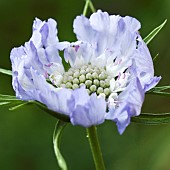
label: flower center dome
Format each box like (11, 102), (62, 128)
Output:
(59, 64), (111, 97)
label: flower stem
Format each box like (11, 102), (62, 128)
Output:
(83, 0), (96, 16)
(89, 0), (96, 13)
(86, 126), (106, 170)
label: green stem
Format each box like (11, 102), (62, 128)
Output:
(83, 0), (96, 16)
(89, 0), (96, 13)
(86, 126), (106, 170)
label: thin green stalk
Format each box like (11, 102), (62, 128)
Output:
(86, 126), (106, 170)
(88, 0), (96, 13)
(83, 0), (89, 16)
(83, 0), (96, 16)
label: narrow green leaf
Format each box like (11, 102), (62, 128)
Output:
(151, 86), (170, 92)
(53, 120), (68, 170)
(147, 85), (170, 97)
(0, 94), (19, 101)
(148, 91), (170, 97)
(153, 53), (159, 61)
(9, 102), (30, 110)
(0, 68), (12, 76)
(0, 101), (11, 106)
(0, 94), (70, 122)
(132, 113), (170, 125)
(0, 94), (28, 108)
(144, 19), (167, 45)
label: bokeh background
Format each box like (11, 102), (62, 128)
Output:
(0, 0), (170, 169)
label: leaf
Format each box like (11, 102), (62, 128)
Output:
(0, 94), (20, 101)
(0, 68), (12, 76)
(9, 102), (31, 110)
(0, 93), (69, 120)
(0, 94), (28, 109)
(144, 19), (167, 45)
(149, 91), (170, 97)
(0, 94), (37, 112)
(153, 53), (159, 61)
(131, 113), (170, 125)
(147, 85), (170, 97)
(151, 86), (170, 92)
(53, 120), (68, 170)
(0, 94), (70, 122)
(0, 101), (11, 106)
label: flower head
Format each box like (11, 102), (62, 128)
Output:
(10, 10), (161, 134)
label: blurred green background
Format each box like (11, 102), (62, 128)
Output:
(0, 0), (170, 169)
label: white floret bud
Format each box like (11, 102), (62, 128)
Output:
(85, 80), (92, 87)
(86, 73), (92, 80)
(99, 68), (105, 72)
(73, 78), (79, 84)
(67, 70), (73, 76)
(65, 82), (72, 88)
(73, 71), (80, 78)
(97, 87), (104, 94)
(80, 69), (86, 75)
(72, 84), (79, 89)
(79, 75), (86, 83)
(94, 67), (100, 74)
(92, 72), (98, 79)
(67, 76), (73, 82)
(79, 83), (85, 87)
(105, 79), (110, 87)
(104, 88), (111, 96)
(86, 67), (93, 73)
(93, 79), (100, 86)
(99, 73), (107, 80)
(62, 77), (67, 84)
(90, 85), (97, 92)
(100, 80), (105, 88)
(86, 89), (91, 95)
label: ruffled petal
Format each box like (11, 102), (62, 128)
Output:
(73, 15), (96, 43)
(29, 18), (64, 74)
(31, 18), (58, 48)
(26, 68), (72, 116)
(10, 46), (35, 100)
(69, 87), (107, 127)
(10, 18), (66, 100)
(144, 76), (161, 92)
(106, 77), (144, 134)
(64, 41), (94, 68)
(74, 10), (140, 57)
(133, 35), (160, 89)
(123, 16), (141, 32)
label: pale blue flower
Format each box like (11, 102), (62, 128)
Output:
(10, 10), (161, 134)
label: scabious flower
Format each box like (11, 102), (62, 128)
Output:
(10, 10), (161, 134)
